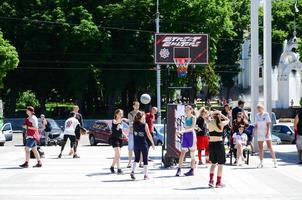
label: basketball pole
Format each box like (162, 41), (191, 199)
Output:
(156, 0), (161, 124)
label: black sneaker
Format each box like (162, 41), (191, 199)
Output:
(58, 154), (62, 159)
(175, 168), (181, 176)
(19, 162), (29, 168)
(110, 166), (115, 174)
(33, 162), (42, 168)
(117, 169), (123, 175)
(73, 154), (80, 159)
(184, 168), (194, 176)
(130, 172), (136, 180)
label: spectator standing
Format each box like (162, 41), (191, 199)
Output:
(127, 101), (140, 168)
(254, 104), (277, 168)
(294, 110), (302, 164)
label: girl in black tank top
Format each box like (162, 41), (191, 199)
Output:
(130, 111), (155, 181)
(110, 109), (126, 175)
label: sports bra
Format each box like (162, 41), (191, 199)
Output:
(185, 117), (193, 127)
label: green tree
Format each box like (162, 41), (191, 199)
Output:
(0, 31), (19, 88)
(16, 90), (40, 109)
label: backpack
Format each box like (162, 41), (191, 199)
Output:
(44, 120), (52, 132)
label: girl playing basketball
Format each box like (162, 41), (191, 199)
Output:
(175, 105), (197, 176)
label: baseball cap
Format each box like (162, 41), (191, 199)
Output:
(27, 106), (35, 114)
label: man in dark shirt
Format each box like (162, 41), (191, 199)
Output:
(232, 100), (246, 121)
(294, 110), (302, 164)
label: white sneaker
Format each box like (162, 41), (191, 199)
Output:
(273, 160), (278, 168)
(257, 163), (264, 168)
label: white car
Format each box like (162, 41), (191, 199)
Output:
(0, 123), (13, 146)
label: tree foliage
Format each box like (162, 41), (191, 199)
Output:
(0, 31), (19, 88)
(16, 90), (40, 109)
(0, 0), (300, 117)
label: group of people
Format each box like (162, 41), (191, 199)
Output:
(19, 105), (84, 168)
(109, 101), (157, 180)
(174, 100), (278, 188)
(19, 99), (282, 187)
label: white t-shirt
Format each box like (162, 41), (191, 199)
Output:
(232, 132), (248, 144)
(255, 112), (271, 135)
(64, 117), (80, 136)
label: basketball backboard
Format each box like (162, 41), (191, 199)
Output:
(154, 33), (208, 65)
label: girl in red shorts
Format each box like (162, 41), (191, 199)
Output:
(196, 108), (209, 165)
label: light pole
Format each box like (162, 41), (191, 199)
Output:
(251, 0), (259, 122)
(156, 0), (161, 123)
(263, 0), (272, 116)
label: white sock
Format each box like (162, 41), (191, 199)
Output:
(144, 165), (148, 176)
(132, 162), (137, 173)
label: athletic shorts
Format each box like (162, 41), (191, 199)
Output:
(257, 132), (272, 142)
(26, 138), (37, 148)
(296, 135), (302, 151)
(181, 131), (196, 151)
(209, 141), (226, 165)
(128, 133), (134, 151)
(197, 135), (209, 150)
(111, 138), (123, 148)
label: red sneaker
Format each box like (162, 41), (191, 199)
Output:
(216, 182), (225, 188)
(208, 180), (214, 188)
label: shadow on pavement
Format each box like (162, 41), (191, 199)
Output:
(174, 186), (211, 190)
(0, 167), (23, 170)
(102, 179), (136, 183)
(263, 150), (300, 166)
(86, 172), (112, 177)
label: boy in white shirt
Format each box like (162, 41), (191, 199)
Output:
(232, 125), (248, 166)
(58, 112), (80, 159)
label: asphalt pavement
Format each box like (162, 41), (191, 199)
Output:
(0, 133), (302, 200)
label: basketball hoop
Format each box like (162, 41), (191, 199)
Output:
(174, 58), (191, 78)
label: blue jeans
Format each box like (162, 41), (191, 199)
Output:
(26, 138), (37, 148)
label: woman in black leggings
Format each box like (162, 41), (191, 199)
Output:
(130, 111), (155, 180)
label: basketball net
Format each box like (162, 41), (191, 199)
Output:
(173, 58), (191, 78)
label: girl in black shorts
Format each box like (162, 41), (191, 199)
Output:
(130, 111), (155, 180)
(110, 109), (126, 174)
(204, 110), (230, 188)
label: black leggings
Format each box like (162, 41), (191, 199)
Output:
(134, 147), (149, 165)
(61, 135), (76, 152)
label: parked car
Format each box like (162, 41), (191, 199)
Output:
(23, 118), (63, 146)
(271, 134), (282, 145)
(88, 120), (128, 146)
(153, 124), (164, 146)
(0, 123), (13, 146)
(272, 123), (295, 144)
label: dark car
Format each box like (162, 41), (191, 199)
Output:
(88, 120), (128, 146)
(272, 123), (295, 144)
(23, 118), (63, 146)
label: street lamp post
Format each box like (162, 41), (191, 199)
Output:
(156, 0), (161, 123)
(263, 0), (272, 116)
(251, 0), (259, 122)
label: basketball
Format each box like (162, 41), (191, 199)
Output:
(140, 93), (151, 104)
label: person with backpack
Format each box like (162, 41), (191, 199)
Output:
(294, 110), (302, 164)
(19, 106), (42, 168)
(58, 111), (80, 159)
(41, 114), (52, 146)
